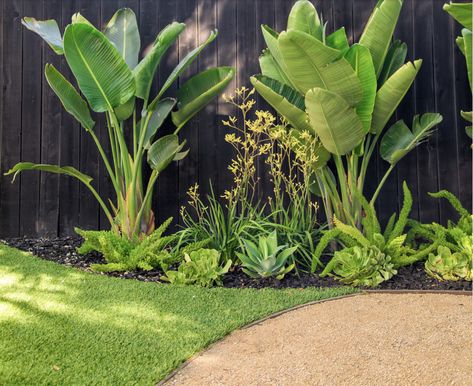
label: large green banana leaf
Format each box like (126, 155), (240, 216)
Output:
(326, 27), (350, 54)
(71, 12), (93, 26)
(261, 25), (293, 87)
(279, 30), (363, 106)
(259, 49), (292, 85)
(306, 88), (364, 155)
(5, 163), (93, 186)
(359, 0), (403, 77)
(139, 98), (176, 149)
(63, 23), (135, 112)
(44, 63), (95, 131)
(344, 44), (376, 133)
(21, 17), (63, 54)
(250, 75), (311, 132)
(104, 8), (140, 69)
(443, 2), (472, 30)
(286, 0), (323, 41)
(172, 67), (235, 130)
(152, 30), (218, 105)
(378, 40), (408, 86)
(147, 135), (185, 172)
(133, 22), (185, 102)
(380, 113), (443, 164)
(371, 60), (422, 134)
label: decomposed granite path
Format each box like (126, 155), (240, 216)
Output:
(165, 293), (472, 386)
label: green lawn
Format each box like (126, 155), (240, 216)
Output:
(0, 244), (357, 385)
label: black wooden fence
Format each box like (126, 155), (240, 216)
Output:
(0, 0), (471, 237)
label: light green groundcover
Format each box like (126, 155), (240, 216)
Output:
(0, 244), (357, 385)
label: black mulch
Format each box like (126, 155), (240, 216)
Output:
(2, 236), (472, 291)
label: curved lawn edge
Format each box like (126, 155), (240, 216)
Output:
(0, 243), (357, 385)
(160, 288), (471, 385)
(158, 291), (361, 386)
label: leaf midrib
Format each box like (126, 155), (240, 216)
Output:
(71, 26), (113, 111)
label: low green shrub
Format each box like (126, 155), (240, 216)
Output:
(76, 218), (209, 272)
(236, 230), (296, 280)
(161, 249), (231, 287)
(425, 245), (472, 282)
(408, 190), (472, 281)
(314, 182), (433, 286)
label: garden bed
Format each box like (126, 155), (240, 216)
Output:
(4, 236), (471, 292)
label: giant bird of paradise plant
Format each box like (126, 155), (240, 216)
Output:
(444, 2), (473, 139)
(251, 0), (442, 229)
(6, 9), (234, 240)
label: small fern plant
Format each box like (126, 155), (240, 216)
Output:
(76, 217), (209, 272)
(407, 190), (472, 281)
(408, 190), (472, 254)
(312, 182), (435, 285)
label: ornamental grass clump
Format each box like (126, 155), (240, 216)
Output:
(251, 0), (442, 229)
(9, 9), (234, 241)
(179, 87), (322, 270)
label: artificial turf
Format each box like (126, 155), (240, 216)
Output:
(0, 244), (357, 385)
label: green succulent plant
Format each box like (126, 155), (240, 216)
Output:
(425, 245), (472, 282)
(321, 245), (397, 287)
(161, 249), (231, 287)
(236, 230), (297, 280)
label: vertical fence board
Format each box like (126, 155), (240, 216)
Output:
(216, 0), (237, 200)
(0, 0), (22, 237)
(197, 0), (218, 199)
(156, 0), (179, 228)
(20, 0), (42, 236)
(58, 0), (81, 235)
(0, 0), (471, 237)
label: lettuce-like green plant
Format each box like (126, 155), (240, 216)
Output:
(161, 249), (231, 287)
(76, 217), (209, 272)
(251, 0), (442, 228)
(321, 245), (397, 287)
(313, 182), (435, 273)
(8, 9), (234, 240)
(444, 2), (472, 138)
(425, 245), (472, 281)
(236, 231), (296, 279)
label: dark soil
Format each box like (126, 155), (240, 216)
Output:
(2, 236), (472, 291)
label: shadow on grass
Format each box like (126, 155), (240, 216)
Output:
(0, 245), (356, 385)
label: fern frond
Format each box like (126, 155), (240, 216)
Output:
(388, 182), (412, 243)
(334, 216), (370, 248)
(90, 263), (129, 272)
(429, 190), (469, 218)
(353, 187), (381, 238)
(311, 228), (341, 272)
(383, 213), (397, 240)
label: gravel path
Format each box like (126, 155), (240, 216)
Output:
(165, 293), (472, 386)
